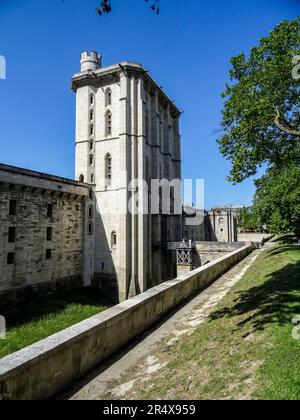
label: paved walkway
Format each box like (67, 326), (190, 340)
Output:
(60, 245), (272, 400)
(238, 233), (272, 243)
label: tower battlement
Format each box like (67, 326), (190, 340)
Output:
(80, 51), (102, 72)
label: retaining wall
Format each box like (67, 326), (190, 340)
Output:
(193, 241), (245, 266)
(0, 243), (254, 400)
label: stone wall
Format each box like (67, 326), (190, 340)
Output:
(182, 207), (238, 245)
(0, 243), (254, 400)
(206, 209), (238, 243)
(0, 164), (89, 301)
(193, 241), (244, 267)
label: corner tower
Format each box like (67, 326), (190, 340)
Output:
(80, 51), (102, 72)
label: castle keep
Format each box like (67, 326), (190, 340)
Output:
(0, 52), (237, 304)
(73, 52), (182, 301)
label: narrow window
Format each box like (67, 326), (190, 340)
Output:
(47, 227), (53, 241)
(7, 252), (15, 265)
(159, 186), (162, 213)
(90, 94), (94, 105)
(47, 204), (53, 218)
(145, 115), (149, 139)
(90, 110), (94, 121)
(106, 111), (112, 136)
(89, 189), (93, 200)
(79, 174), (84, 182)
(88, 206), (93, 218)
(8, 227), (16, 243)
(159, 124), (162, 147)
(90, 124), (94, 136)
(88, 222), (93, 235)
(46, 249), (52, 260)
(105, 154), (112, 186)
(165, 126), (171, 153)
(90, 174), (94, 183)
(105, 88), (112, 107)
(111, 231), (117, 249)
(89, 154), (93, 166)
(9, 200), (16, 216)
(170, 187), (174, 215)
(89, 141), (93, 151)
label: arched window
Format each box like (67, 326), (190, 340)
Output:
(105, 154), (112, 187)
(90, 110), (94, 121)
(111, 231), (117, 249)
(106, 111), (112, 137)
(90, 124), (94, 136)
(105, 88), (112, 107)
(88, 206), (93, 219)
(79, 174), (84, 182)
(89, 94), (94, 105)
(90, 174), (94, 183)
(89, 141), (93, 151)
(89, 154), (93, 166)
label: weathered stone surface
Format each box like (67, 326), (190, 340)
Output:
(0, 164), (88, 297)
(193, 241), (244, 266)
(73, 58), (183, 302)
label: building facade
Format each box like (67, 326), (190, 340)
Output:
(206, 208), (238, 243)
(72, 52), (182, 302)
(0, 164), (91, 302)
(182, 205), (238, 243)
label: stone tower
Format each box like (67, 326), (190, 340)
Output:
(72, 52), (182, 302)
(207, 207), (238, 242)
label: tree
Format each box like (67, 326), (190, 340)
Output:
(96, 0), (160, 15)
(218, 18), (300, 183)
(237, 206), (260, 231)
(252, 165), (300, 237)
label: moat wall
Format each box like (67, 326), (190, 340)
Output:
(193, 241), (245, 266)
(0, 243), (254, 400)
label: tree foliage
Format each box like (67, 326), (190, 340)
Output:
(237, 206), (259, 230)
(96, 0), (160, 15)
(252, 165), (300, 236)
(218, 18), (300, 183)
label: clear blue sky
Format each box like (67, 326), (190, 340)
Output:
(0, 0), (299, 208)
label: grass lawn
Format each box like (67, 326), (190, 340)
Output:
(0, 288), (114, 359)
(133, 236), (300, 400)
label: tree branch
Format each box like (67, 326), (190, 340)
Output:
(274, 108), (300, 137)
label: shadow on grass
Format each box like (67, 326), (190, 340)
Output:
(266, 245), (300, 258)
(1, 288), (115, 329)
(209, 249), (300, 334)
(273, 233), (297, 245)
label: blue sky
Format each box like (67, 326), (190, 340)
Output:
(0, 0), (299, 208)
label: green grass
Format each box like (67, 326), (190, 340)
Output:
(0, 289), (113, 359)
(132, 237), (300, 400)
